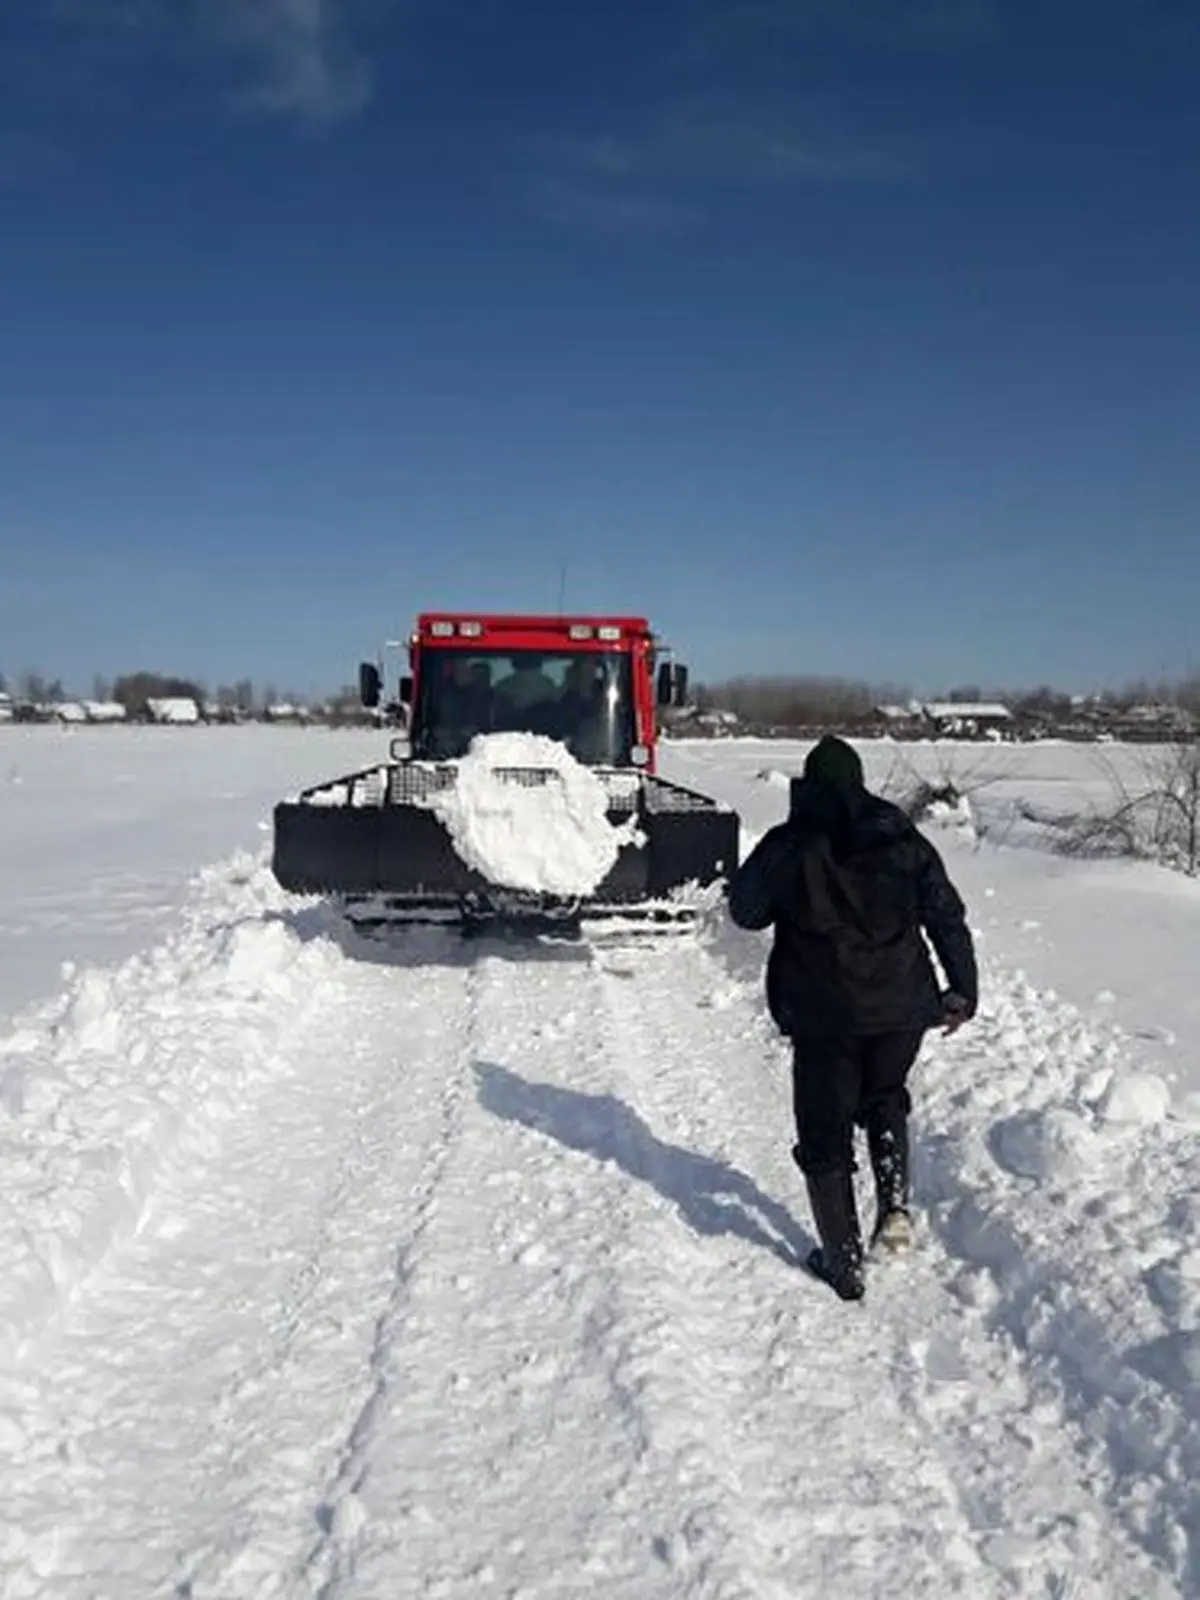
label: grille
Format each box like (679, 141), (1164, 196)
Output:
(388, 764), (457, 805)
(643, 778), (724, 814)
(386, 761), (647, 815)
(311, 763), (724, 817)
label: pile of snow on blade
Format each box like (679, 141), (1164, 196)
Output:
(432, 732), (642, 896)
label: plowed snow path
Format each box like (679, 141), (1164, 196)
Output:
(1, 906), (1188, 1598)
(5, 932), (480, 1598)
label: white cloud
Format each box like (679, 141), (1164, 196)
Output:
(43, 0), (379, 123)
(528, 100), (918, 236)
(207, 0), (374, 123)
(530, 175), (696, 235)
(550, 101), (918, 196)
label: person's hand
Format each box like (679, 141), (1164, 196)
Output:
(941, 993), (972, 1035)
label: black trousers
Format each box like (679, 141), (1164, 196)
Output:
(791, 1031), (925, 1176)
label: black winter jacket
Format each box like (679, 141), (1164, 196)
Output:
(728, 784), (977, 1039)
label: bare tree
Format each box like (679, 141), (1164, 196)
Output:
(325, 685), (374, 727)
(1054, 742), (1200, 874)
(1011, 685), (1074, 721)
(692, 674), (900, 728)
(875, 744), (1011, 839)
(112, 672), (205, 715)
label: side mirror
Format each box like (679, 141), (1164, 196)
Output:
(359, 661), (381, 709)
(656, 661), (689, 708)
(399, 675), (414, 706)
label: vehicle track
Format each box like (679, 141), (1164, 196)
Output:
(587, 936), (995, 1598)
(315, 936), (686, 1599)
(1, 928), (477, 1600)
(5, 904), (1186, 1600)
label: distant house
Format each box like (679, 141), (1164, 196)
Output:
(923, 701), (1013, 739)
(0, 692), (11, 724)
(145, 697), (200, 725)
(54, 701), (88, 724)
(1125, 703), (1193, 730)
(83, 700), (127, 723)
(203, 701), (246, 724)
(264, 702), (306, 724)
(872, 703), (924, 733)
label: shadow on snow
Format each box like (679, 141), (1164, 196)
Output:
(474, 1060), (810, 1270)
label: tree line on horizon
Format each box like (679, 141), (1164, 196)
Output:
(689, 674), (1200, 727)
(0, 670), (364, 717)
(5, 666), (1200, 730)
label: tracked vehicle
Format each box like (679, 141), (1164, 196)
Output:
(271, 611), (739, 934)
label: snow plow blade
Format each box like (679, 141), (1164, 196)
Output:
(271, 763), (738, 932)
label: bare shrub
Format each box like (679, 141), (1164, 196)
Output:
(1058, 742), (1200, 874)
(875, 746), (1008, 835)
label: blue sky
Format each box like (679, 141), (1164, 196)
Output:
(2, 1), (1198, 699)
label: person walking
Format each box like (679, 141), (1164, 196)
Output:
(728, 736), (977, 1301)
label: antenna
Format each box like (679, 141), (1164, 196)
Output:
(557, 562), (567, 615)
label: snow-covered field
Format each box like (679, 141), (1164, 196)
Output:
(1, 727), (1198, 1598)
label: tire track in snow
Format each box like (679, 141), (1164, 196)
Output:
(307, 938), (694, 1600)
(8, 876), (1188, 1599)
(587, 936), (994, 1598)
(0, 921), (478, 1600)
(297, 941), (483, 1598)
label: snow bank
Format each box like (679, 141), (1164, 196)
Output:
(0, 853), (343, 1366)
(754, 767), (790, 788)
(432, 733), (642, 897)
(914, 967), (1200, 1584)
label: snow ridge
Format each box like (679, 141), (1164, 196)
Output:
(0, 855), (339, 1371)
(915, 969), (1200, 1591)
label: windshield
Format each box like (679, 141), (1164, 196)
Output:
(413, 648), (636, 765)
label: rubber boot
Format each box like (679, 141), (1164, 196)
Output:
(866, 1118), (912, 1254)
(797, 1156), (865, 1302)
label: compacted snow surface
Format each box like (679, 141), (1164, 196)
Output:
(0, 728), (1198, 1598)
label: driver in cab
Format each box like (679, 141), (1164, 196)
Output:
(494, 654), (557, 712)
